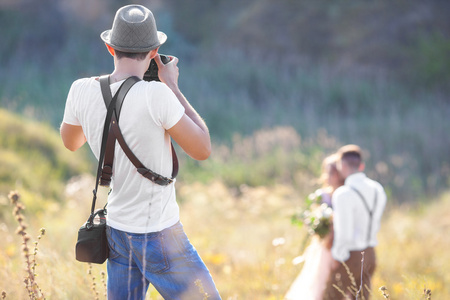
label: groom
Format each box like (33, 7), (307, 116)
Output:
(324, 145), (387, 300)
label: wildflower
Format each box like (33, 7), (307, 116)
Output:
(272, 237), (286, 247)
(8, 191), (19, 204)
(379, 286), (390, 299)
(9, 191), (45, 299)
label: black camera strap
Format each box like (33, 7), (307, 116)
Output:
(99, 77), (178, 187)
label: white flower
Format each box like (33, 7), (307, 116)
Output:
(272, 237), (286, 247)
(308, 193), (317, 201)
(322, 206), (333, 219)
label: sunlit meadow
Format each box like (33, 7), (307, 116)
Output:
(1, 151), (449, 299)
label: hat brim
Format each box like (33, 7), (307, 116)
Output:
(100, 30), (167, 53)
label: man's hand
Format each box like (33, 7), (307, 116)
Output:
(154, 54), (211, 161)
(154, 54), (179, 92)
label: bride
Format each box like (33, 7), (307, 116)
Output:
(285, 154), (344, 300)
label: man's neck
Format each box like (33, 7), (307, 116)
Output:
(111, 57), (148, 82)
(344, 171), (364, 183)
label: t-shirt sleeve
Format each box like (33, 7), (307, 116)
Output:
(62, 81), (81, 126)
(150, 83), (185, 130)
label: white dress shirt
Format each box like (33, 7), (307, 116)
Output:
(331, 172), (387, 262)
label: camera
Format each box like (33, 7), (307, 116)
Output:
(143, 54), (171, 82)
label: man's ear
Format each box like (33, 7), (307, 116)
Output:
(358, 162), (365, 172)
(149, 47), (159, 59)
(105, 44), (115, 56)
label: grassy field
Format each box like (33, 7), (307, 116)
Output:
(0, 110), (448, 299)
(1, 177), (448, 299)
(1, 2), (449, 298)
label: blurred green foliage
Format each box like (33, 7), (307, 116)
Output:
(0, 1), (449, 204)
(0, 109), (91, 213)
(412, 32), (450, 90)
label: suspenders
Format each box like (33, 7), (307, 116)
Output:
(349, 186), (378, 243)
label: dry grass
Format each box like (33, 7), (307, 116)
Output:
(1, 180), (448, 299)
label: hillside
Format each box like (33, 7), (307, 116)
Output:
(0, 109), (91, 213)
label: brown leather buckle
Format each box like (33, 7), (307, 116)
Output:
(137, 168), (173, 186)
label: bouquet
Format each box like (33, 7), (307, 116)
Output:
(292, 189), (333, 239)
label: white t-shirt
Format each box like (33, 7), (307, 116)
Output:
(331, 172), (387, 262)
(63, 77), (185, 233)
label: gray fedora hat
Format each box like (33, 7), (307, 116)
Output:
(101, 5), (167, 53)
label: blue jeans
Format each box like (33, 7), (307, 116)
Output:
(106, 222), (221, 300)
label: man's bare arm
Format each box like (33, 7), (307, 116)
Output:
(60, 122), (86, 151)
(156, 55), (211, 160)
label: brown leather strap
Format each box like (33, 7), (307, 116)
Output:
(89, 75), (118, 219)
(110, 114), (178, 185)
(99, 76), (178, 186)
(98, 76), (115, 186)
(99, 76), (140, 186)
(99, 129), (116, 186)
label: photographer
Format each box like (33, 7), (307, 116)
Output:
(60, 5), (220, 299)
